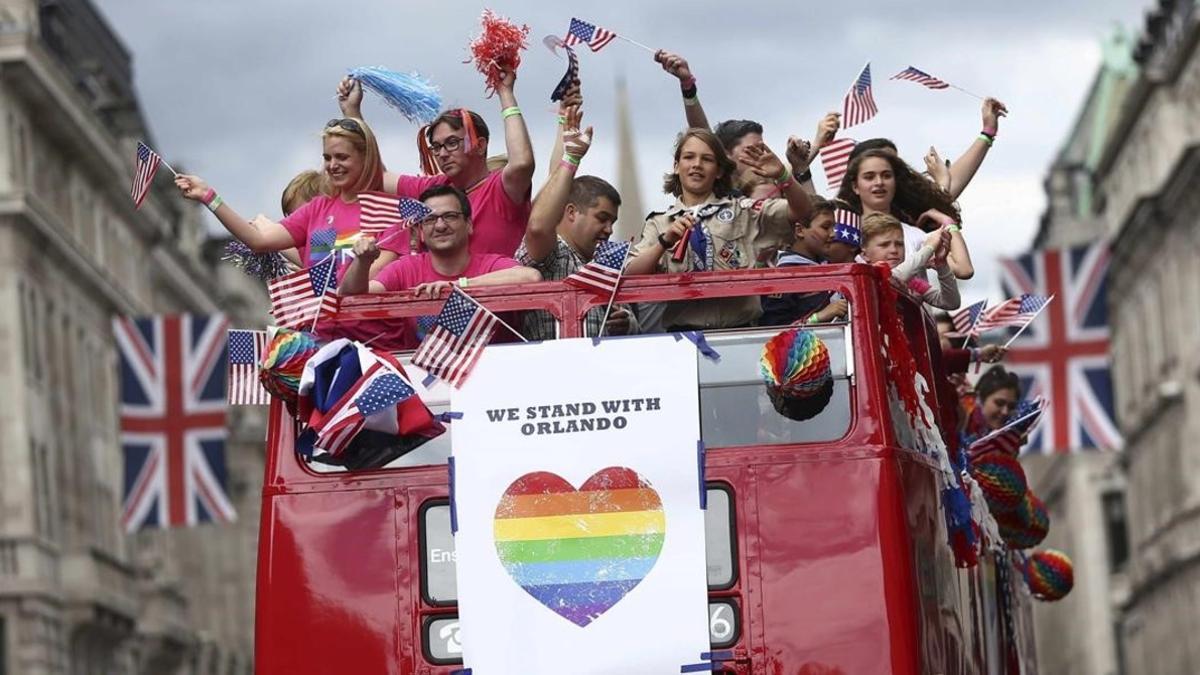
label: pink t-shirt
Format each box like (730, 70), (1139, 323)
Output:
(374, 252), (519, 292)
(394, 170), (531, 258)
(279, 195), (408, 280)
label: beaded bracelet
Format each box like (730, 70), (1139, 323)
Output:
(501, 106), (522, 119)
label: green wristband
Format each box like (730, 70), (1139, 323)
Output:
(501, 106), (522, 119)
(207, 195), (223, 213)
(978, 133), (994, 147)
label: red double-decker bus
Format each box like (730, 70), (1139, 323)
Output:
(254, 264), (1037, 674)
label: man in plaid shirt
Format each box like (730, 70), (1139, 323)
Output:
(516, 108), (637, 340)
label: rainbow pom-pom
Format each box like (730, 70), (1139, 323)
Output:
(969, 451), (1028, 514)
(996, 490), (1050, 549)
(259, 328), (324, 409)
(760, 329), (834, 421)
(349, 66), (441, 124)
(1025, 549), (1074, 601)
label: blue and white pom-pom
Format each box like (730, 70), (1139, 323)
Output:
(221, 240), (291, 281)
(348, 66), (441, 125)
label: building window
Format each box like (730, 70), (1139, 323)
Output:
(1103, 490), (1130, 573)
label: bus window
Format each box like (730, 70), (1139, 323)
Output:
(420, 501), (457, 605)
(705, 485), (737, 589)
(698, 323), (852, 447)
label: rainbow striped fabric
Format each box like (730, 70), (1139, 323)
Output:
(493, 467), (665, 627)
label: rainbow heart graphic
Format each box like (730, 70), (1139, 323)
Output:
(493, 467), (666, 627)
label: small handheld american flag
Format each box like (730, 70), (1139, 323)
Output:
(842, 63), (878, 129)
(267, 255), (340, 330)
(398, 198), (433, 226)
(131, 141), (162, 210)
(564, 240), (630, 295)
(947, 299), (988, 338)
(551, 42), (579, 103)
(226, 329), (271, 405)
(563, 18), (617, 52)
(313, 365), (416, 458)
(819, 137), (857, 193)
(357, 192), (404, 236)
(976, 294), (1051, 333)
(412, 290), (499, 388)
(890, 66), (950, 90)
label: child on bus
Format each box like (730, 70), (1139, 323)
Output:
(860, 213), (960, 310)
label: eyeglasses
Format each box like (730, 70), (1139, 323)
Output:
(428, 136), (465, 154)
(419, 211), (465, 228)
(325, 118), (365, 137)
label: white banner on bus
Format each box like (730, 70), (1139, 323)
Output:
(450, 335), (711, 674)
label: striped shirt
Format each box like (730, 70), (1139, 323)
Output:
(516, 236), (636, 340)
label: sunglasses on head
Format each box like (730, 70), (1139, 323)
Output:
(326, 118), (365, 136)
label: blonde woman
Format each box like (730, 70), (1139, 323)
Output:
(175, 117), (403, 280)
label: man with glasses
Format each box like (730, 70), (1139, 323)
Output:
(337, 69), (535, 259)
(340, 185), (540, 345)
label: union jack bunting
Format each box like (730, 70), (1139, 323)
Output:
(948, 299), (988, 337)
(996, 244), (1120, 452)
(563, 18), (617, 52)
(564, 240), (630, 295)
(357, 192), (405, 236)
(890, 66), (950, 90)
(268, 255), (340, 330)
(412, 289), (498, 388)
(130, 141), (161, 210)
(819, 137), (857, 192)
(842, 63), (878, 128)
(226, 329), (270, 406)
(114, 314), (236, 531)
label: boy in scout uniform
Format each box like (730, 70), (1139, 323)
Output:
(626, 129), (813, 330)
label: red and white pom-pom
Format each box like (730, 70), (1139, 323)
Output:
(468, 9), (530, 96)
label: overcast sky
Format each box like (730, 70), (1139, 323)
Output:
(95, 0), (1151, 303)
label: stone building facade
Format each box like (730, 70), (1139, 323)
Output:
(0, 0), (265, 672)
(1030, 1), (1200, 673)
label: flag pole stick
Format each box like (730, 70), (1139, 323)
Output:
(949, 84), (986, 102)
(454, 288), (528, 343)
(971, 405), (1045, 449)
(595, 245), (633, 338)
(1002, 295), (1054, 350)
(616, 34), (657, 54)
(158, 158), (180, 177)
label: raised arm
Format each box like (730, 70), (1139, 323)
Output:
(788, 112), (840, 194)
(494, 69), (535, 203)
(546, 81), (583, 177)
(947, 97), (1007, 199)
(339, 236), (381, 295)
(175, 175), (295, 252)
(742, 142), (811, 223)
(337, 76), (404, 192)
(919, 208), (974, 279)
(527, 107), (591, 263)
(655, 51), (710, 131)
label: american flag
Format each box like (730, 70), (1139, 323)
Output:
(997, 244), (1119, 452)
(357, 192), (405, 236)
(113, 314), (236, 531)
(948, 299), (989, 337)
(412, 290), (498, 388)
(564, 240), (629, 295)
(890, 66), (950, 90)
(398, 197), (433, 225)
(842, 63), (878, 129)
(268, 255), (340, 330)
(131, 141), (161, 210)
(551, 43), (580, 102)
(968, 427), (1023, 459)
(226, 329), (270, 405)
(312, 364), (415, 457)
(819, 137), (857, 192)
(976, 294), (1051, 333)
(563, 18), (617, 52)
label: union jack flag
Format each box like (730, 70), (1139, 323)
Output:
(130, 141), (161, 210)
(268, 255), (340, 330)
(563, 18), (617, 52)
(819, 137), (857, 192)
(357, 192), (405, 236)
(412, 289), (498, 388)
(114, 314), (236, 532)
(996, 244), (1120, 452)
(890, 66), (950, 90)
(948, 299), (988, 337)
(564, 240), (629, 295)
(842, 63), (878, 128)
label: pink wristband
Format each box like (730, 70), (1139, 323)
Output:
(559, 159), (578, 173)
(982, 126), (997, 136)
(201, 187), (216, 205)
(680, 76), (696, 89)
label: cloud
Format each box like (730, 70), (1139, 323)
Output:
(96, 0), (1152, 300)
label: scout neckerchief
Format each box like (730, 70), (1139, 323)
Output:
(669, 202), (722, 271)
